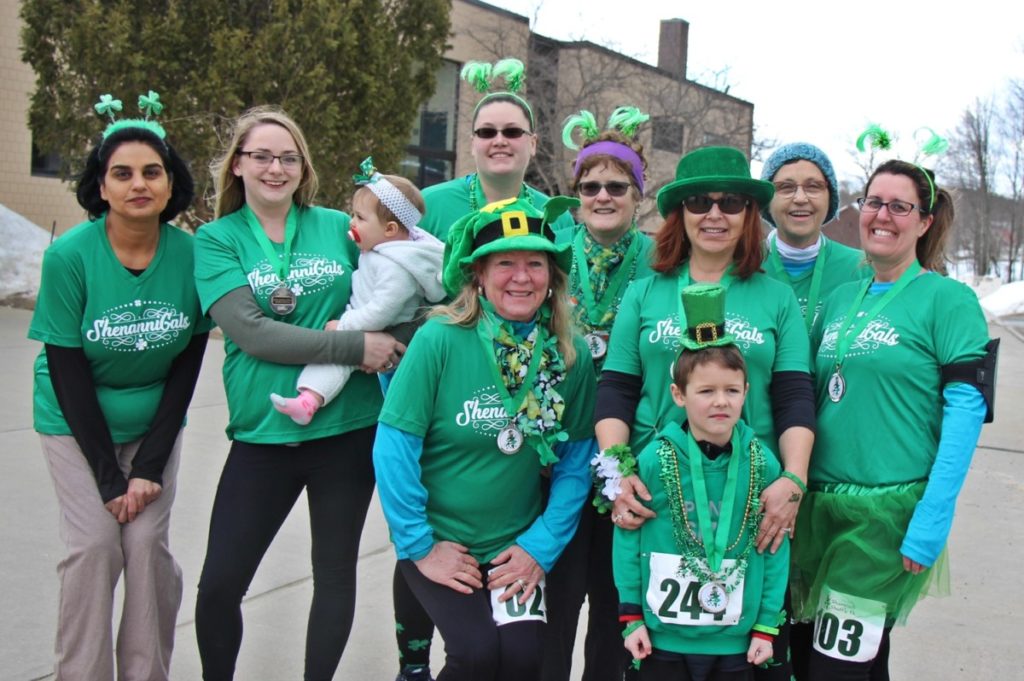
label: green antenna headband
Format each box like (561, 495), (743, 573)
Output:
(461, 58), (535, 129)
(95, 90), (167, 141)
(856, 123), (948, 212)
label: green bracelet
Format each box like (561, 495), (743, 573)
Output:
(621, 620), (645, 639)
(780, 471), (808, 495)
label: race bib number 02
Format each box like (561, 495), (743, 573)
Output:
(647, 552), (744, 626)
(813, 587), (886, 662)
(489, 574), (547, 626)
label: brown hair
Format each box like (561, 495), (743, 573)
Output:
(671, 345), (748, 390)
(210, 106), (319, 219)
(866, 160), (953, 274)
(430, 254), (577, 368)
(651, 203), (764, 278)
(353, 174), (426, 231)
(571, 130), (648, 202)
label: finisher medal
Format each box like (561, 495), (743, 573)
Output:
(698, 582), (728, 614)
(585, 332), (608, 360)
(827, 369), (846, 403)
(497, 423), (524, 455)
(269, 284), (297, 315)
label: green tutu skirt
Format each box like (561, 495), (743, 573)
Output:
(791, 482), (949, 626)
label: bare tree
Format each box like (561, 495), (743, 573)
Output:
(1001, 79), (1024, 281)
(947, 98), (999, 279)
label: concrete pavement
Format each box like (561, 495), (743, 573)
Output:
(1, 305), (1021, 680)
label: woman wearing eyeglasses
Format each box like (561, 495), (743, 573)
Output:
(792, 160), (990, 680)
(596, 146), (814, 680)
(760, 143), (865, 329)
(541, 108), (655, 681)
(193, 106), (408, 680)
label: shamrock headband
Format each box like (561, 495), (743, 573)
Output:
(461, 58), (535, 129)
(352, 157), (422, 231)
(94, 91), (167, 141)
(564, 107), (649, 194)
(856, 124), (949, 212)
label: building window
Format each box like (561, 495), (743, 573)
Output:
(31, 141), (62, 177)
(703, 132), (729, 146)
(403, 59), (458, 189)
(651, 117), (683, 153)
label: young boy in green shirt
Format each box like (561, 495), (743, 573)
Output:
(611, 284), (788, 680)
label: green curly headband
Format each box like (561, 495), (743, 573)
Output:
(95, 90), (167, 141)
(856, 123), (948, 212)
(461, 58), (535, 129)
(561, 106), (650, 150)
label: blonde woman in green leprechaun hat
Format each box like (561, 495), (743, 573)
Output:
(373, 196), (598, 681)
(611, 283), (788, 679)
(594, 146), (816, 681)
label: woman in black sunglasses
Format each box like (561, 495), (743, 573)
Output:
(595, 146), (816, 681)
(540, 107), (656, 681)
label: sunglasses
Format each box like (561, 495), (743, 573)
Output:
(473, 127), (532, 140)
(578, 181), (632, 198)
(683, 194), (750, 215)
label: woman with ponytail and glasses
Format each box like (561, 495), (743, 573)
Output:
(595, 146), (815, 680)
(541, 107), (655, 681)
(792, 155), (992, 680)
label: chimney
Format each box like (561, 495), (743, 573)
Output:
(658, 19), (689, 81)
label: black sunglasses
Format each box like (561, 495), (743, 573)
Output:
(473, 126), (532, 140)
(683, 194), (750, 215)
(578, 181), (632, 198)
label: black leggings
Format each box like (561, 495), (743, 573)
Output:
(398, 559), (545, 681)
(639, 652), (752, 681)
(195, 428), (376, 681)
(393, 564), (435, 672)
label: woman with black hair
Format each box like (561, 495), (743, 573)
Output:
(29, 92), (209, 681)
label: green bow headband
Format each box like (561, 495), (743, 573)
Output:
(856, 123), (948, 211)
(95, 90), (167, 140)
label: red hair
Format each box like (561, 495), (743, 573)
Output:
(651, 203), (764, 279)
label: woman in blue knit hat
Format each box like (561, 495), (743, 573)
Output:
(760, 143), (865, 332)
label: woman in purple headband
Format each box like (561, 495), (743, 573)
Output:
(541, 107), (656, 681)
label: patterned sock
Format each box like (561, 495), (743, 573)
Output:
(270, 389), (321, 425)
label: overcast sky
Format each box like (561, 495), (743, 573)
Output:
(485, 0), (1024, 186)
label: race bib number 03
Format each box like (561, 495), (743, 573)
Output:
(489, 575), (547, 626)
(647, 552), (744, 626)
(813, 587), (886, 662)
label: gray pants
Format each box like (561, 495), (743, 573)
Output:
(41, 433), (183, 681)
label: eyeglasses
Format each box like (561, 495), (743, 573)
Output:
(682, 194), (749, 215)
(236, 150), (304, 168)
(773, 180), (828, 198)
(578, 181), (632, 197)
(856, 197), (920, 217)
(473, 127), (532, 140)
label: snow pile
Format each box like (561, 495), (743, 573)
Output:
(0, 203), (51, 305)
(979, 281), (1024, 320)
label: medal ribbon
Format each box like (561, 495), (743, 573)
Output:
(674, 262), (736, 343)
(685, 429), (742, 573)
(571, 227), (641, 327)
(242, 204), (299, 284)
(832, 260), (922, 372)
(768, 236), (825, 333)
(475, 299), (547, 426)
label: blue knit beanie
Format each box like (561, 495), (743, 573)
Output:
(760, 142), (839, 226)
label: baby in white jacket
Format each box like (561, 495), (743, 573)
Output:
(271, 162), (444, 425)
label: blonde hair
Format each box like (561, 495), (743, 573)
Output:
(353, 174), (426, 231)
(210, 106), (320, 219)
(431, 254), (577, 368)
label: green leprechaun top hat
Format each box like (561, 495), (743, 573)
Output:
(442, 196), (578, 297)
(679, 283), (735, 350)
(656, 146), (774, 218)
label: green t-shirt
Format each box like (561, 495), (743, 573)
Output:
(419, 174), (576, 241)
(763, 237), (867, 325)
(194, 205), (382, 443)
(29, 216), (212, 442)
(379, 317), (596, 564)
(810, 272), (988, 486)
(612, 419), (787, 655)
(603, 267), (810, 454)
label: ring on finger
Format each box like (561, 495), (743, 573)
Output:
(517, 578), (528, 590)
(611, 513), (624, 523)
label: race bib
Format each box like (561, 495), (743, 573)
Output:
(812, 587), (886, 662)
(647, 552), (744, 626)
(489, 574), (547, 626)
